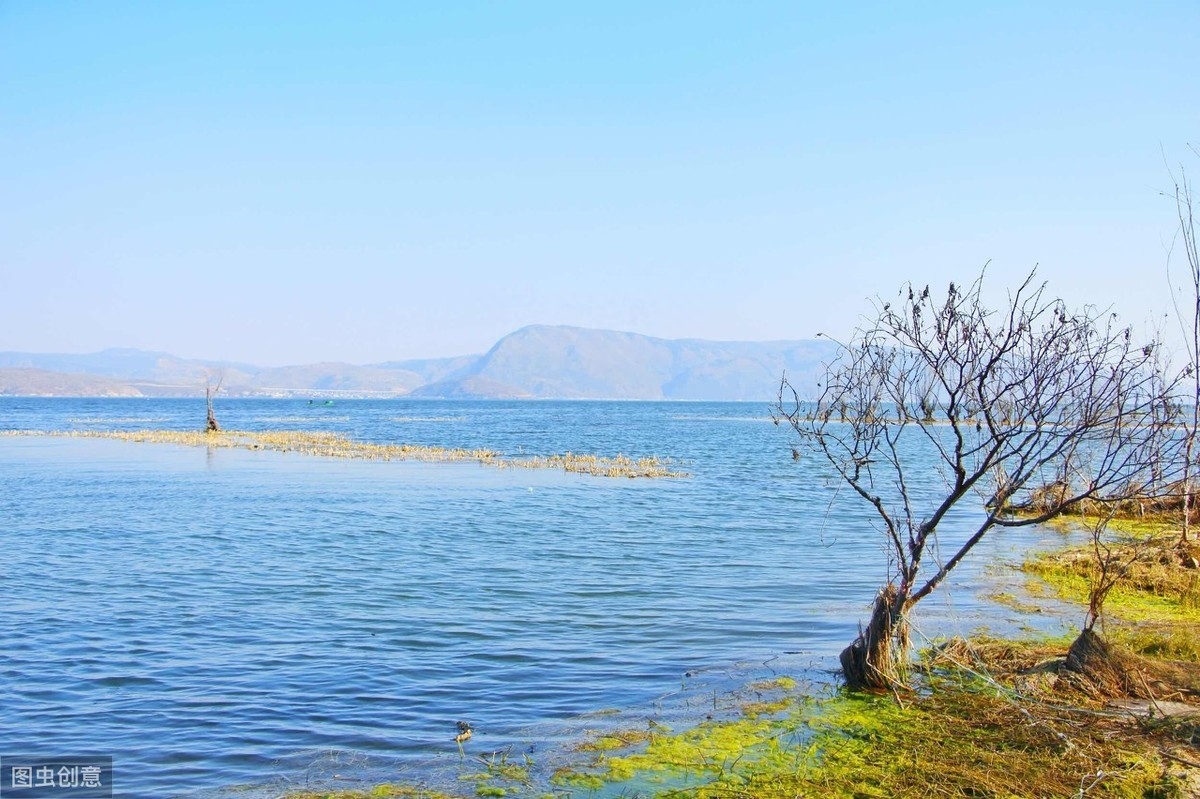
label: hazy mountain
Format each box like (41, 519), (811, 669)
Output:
(248, 363), (424, 394)
(0, 350), (414, 397)
(409, 325), (836, 401)
(0, 327), (837, 400)
(0, 368), (144, 397)
(0, 348), (256, 386)
(370, 354), (480, 385)
(408, 375), (531, 399)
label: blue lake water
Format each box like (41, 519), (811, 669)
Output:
(0, 399), (1082, 797)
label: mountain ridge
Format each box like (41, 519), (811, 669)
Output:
(0, 326), (836, 401)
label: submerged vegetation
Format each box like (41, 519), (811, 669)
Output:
(280, 652), (1196, 799)
(1, 429), (685, 478)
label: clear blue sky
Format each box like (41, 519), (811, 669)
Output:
(2, 1), (1198, 366)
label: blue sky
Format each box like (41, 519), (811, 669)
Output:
(2, 1), (1198, 365)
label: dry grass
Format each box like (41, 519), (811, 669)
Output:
(1019, 480), (1200, 521)
(2, 429), (686, 479)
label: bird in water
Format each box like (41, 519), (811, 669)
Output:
(455, 720), (473, 743)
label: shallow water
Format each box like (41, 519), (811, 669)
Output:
(0, 399), (1080, 797)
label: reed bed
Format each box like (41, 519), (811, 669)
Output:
(4, 429), (685, 479)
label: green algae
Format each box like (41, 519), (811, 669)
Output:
(547, 674), (1187, 799)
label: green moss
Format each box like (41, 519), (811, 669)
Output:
(748, 676), (798, 691)
(281, 657), (1190, 799)
(777, 681), (1180, 799)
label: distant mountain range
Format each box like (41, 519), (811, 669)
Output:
(0, 325), (838, 401)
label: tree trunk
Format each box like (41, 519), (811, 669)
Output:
(840, 584), (908, 690)
(206, 386), (220, 433)
(1064, 628), (1128, 698)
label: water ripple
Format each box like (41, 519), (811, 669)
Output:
(0, 398), (1080, 798)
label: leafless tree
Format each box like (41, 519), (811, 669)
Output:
(205, 374), (223, 433)
(776, 268), (1181, 690)
(1166, 149), (1199, 545)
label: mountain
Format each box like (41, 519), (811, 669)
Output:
(0, 327), (837, 400)
(0, 351), (428, 398)
(0, 348), (257, 386)
(0, 368), (144, 397)
(408, 325), (836, 401)
(370, 354), (479, 385)
(247, 363), (424, 394)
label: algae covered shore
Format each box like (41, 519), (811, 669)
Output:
(272, 520), (1199, 799)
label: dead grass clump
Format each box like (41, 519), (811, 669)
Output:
(1018, 479), (1200, 523)
(927, 633), (1200, 710)
(1063, 629), (1150, 701)
(1063, 630), (1200, 703)
(926, 635), (1066, 676)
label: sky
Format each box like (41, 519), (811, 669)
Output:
(2, 1), (1199, 366)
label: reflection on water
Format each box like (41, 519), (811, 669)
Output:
(0, 399), (1081, 798)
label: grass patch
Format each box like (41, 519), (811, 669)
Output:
(1025, 537), (1200, 625)
(573, 728), (654, 752)
(1024, 530), (1200, 670)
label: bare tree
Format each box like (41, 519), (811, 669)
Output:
(1166, 150), (1199, 545)
(205, 374), (223, 433)
(776, 268), (1180, 690)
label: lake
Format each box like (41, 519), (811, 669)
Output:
(0, 398), (1081, 797)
